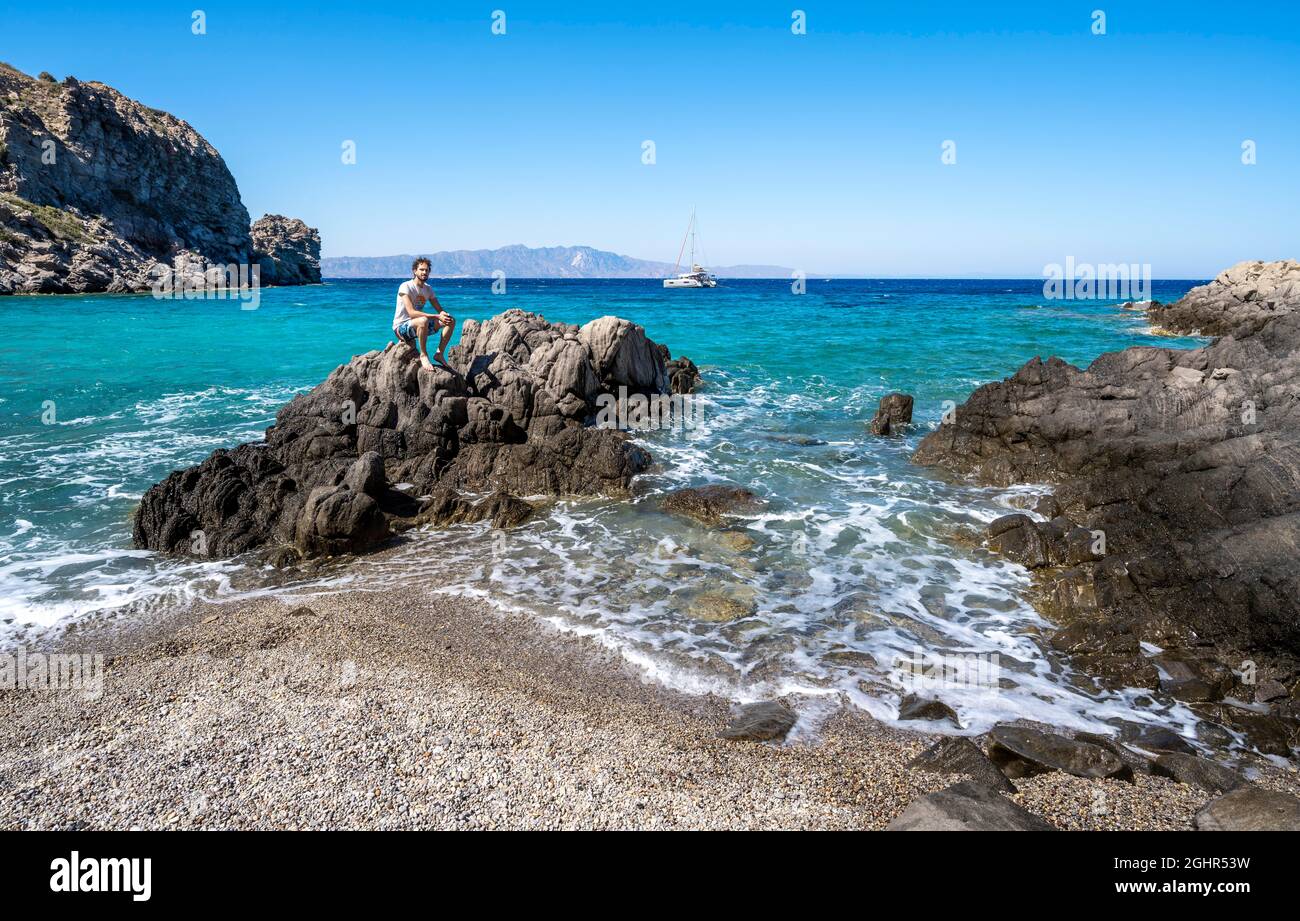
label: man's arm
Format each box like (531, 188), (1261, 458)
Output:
(400, 292), (451, 320)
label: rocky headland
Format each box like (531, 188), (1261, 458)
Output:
(912, 260), (1300, 758)
(0, 63), (319, 294)
(133, 309), (699, 563)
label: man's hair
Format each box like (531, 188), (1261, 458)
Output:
(412, 257), (431, 273)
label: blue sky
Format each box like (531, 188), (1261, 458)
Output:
(5, 1), (1299, 275)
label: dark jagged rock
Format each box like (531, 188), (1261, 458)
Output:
(913, 261), (1300, 709)
(1048, 617), (1158, 689)
(868, 392), (914, 435)
(908, 737), (1016, 793)
(251, 214), (321, 286)
(1194, 786), (1300, 831)
(720, 701), (797, 742)
(1149, 260), (1300, 337)
(1150, 752), (1244, 794)
(1194, 703), (1297, 757)
(653, 343), (702, 395)
(886, 781), (1055, 831)
(134, 310), (695, 559)
(0, 63), (315, 294)
(409, 488), (534, 531)
(1152, 649), (1234, 703)
(986, 726), (1134, 781)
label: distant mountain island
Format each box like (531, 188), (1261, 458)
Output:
(321, 245), (792, 279)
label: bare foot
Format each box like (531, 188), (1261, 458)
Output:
(431, 352), (451, 368)
(420, 355), (436, 371)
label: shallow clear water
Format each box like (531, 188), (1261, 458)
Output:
(0, 278), (1209, 737)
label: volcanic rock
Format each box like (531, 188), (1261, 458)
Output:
(913, 261), (1300, 686)
(886, 781), (1055, 831)
(134, 309), (697, 559)
(868, 392), (914, 436)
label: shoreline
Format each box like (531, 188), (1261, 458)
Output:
(4, 578), (1287, 830)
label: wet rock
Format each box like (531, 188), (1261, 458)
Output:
(1048, 618), (1159, 689)
(1253, 678), (1289, 704)
(868, 392), (914, 436)
(720, 701), (797, 742)
(908, 737), (1016, 794)
(823, 648), (878, 667)
(1150, 752), (1244, 794)
(767, 434), (828, 447)
(1033, 495), (1063, 519)
(136, 310), (686, 558)
(1197, 704), (1297, 757)
(663, 354), (701, 395)
(913, 260), (1300, 688)
(886, 781), (1055, 831)
(987, 726), (1134, 781)
(661, 484), (764, 527)
(1153, 650), (1235, 703)
(1194, 786), (1300, 831)
(986, 514), (1049, 569)
(716, 530), (756, 552)
(897, 694), (961, 727)
(1117, 724), (1197, 756)
(687, 590), (756, 623)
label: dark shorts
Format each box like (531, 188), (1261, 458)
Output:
(396, 319), (418, 344)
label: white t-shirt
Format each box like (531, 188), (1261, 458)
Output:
(393, 280), (437, 330)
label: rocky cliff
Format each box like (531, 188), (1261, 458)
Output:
(0, 63), (317, 294)
(251, 214), (321, 286)
(134, 309), (698, 562)
(1148, 260), (1300, 337)
(912, 262), (1300, 755)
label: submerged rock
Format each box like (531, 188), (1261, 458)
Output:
(1194, 786), (1300, 831)
(897, 694), (961, 727)
(868, 392), (914, 436)
(886, 781), (1055, 831)
(687, 589), (756, 622)
(134, 309), (696, 559)
(720, 701), (797, 742)
(660, 484), (764, 527)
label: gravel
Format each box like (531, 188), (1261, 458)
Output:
(2, 588), (1296, 830)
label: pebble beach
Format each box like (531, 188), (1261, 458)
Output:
(5, 582), (1290, 831)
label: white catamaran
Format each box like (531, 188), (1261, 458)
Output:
(663, 210), (717, 288)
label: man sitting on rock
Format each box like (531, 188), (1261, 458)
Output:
(393, 257), (456, 371)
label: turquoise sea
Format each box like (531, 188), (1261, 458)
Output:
(0, 278), (1210, 738)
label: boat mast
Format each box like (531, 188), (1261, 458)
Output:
(690, 209), (696, 267)
(672, 209), (694, 275)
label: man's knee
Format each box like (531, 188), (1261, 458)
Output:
(413, 316), (429, 330)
